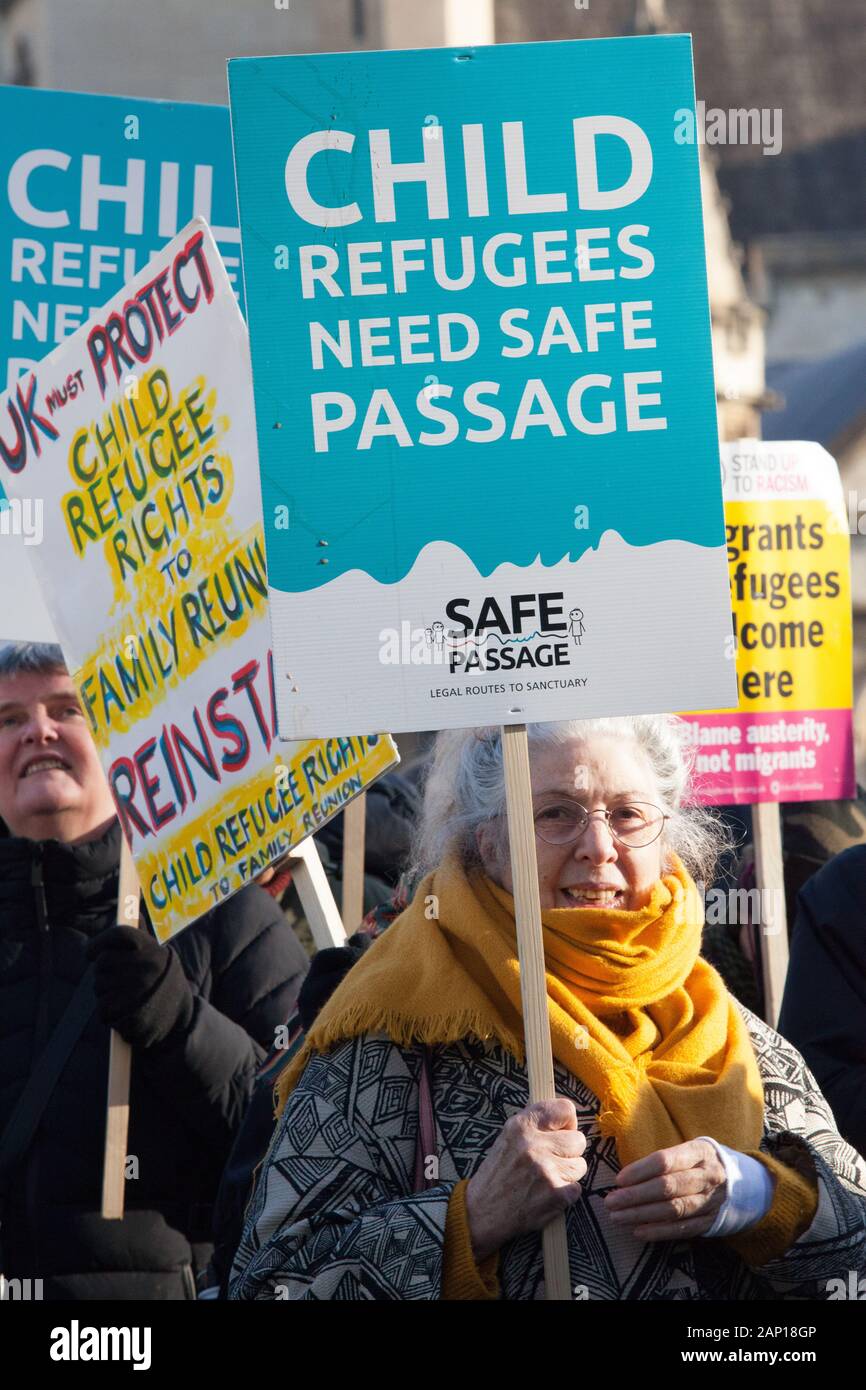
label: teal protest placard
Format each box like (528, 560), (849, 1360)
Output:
(228, 37), (737, 737)
(0, 86), (241, 398)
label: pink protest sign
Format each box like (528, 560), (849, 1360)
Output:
(680, 441), (854, 806)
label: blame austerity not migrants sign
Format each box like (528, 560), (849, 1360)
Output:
(228, 36), (736, 737)
(680, 440), (854, 805)
(0, 219), (396, 940)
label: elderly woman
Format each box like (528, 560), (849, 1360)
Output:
(230, 717), (866, 1300)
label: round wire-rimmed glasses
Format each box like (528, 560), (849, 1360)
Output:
(533, 800), (669, 848)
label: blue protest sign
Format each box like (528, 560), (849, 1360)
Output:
(0, 85), (241, 401)
(229, 37), (736, 737)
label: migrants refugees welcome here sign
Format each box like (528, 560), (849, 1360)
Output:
(229, 37), (736, 737)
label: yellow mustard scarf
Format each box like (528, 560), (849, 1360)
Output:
(277, 854), (764, 1166)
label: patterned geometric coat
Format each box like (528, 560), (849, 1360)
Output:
(229, 1004), (866, 1300)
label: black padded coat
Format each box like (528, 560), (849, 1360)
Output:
(0, 818), (308, 1300)
(779, 844), (866, 1159)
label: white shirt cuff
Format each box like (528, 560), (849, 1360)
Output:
(698, 1136), (775, 1238)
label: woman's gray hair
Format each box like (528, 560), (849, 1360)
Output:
(410, 715), (731, 888)
(0, 642), (67, 679)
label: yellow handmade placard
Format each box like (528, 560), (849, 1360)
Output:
(680, 441), (853, 804)
(0, 220), (397, 938)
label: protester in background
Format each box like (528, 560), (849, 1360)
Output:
(702, 792), (866, 1018)
(0, 643), (308, 1299)
(779, 845), (866, 1159)
(278, 768), (422, 955)
(315, 766), (422, 893)
(230, 717), (866, 1301)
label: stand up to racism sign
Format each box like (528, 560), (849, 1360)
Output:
(228, 36), (736, 738)
(0, 219), (396, 940)
(680, 440), (854, 805)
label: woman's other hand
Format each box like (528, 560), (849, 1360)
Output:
(464, 1098), (587, 1261)
(603, 1138), (727, 1239)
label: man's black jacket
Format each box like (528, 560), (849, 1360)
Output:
(0, 818), (308, 1300)
(779, 844), (866, 1159)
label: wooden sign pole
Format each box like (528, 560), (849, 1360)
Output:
(341, 792), (367, 931)
(289, 835), (348, 949)
(101, 836), (140, 1219)
(100, 832), (344, 1218)
(751, 801), (789, 1027)
(735, 423), (790, 1031)
(501, 724), (572, 1301)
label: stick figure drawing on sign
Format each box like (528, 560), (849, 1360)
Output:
(425, 620), (446, 651)
(568, 607), (585, 646)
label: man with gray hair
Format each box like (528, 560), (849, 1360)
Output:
(0, 642), (308, 1300)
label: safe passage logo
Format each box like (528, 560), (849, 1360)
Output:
(384, 590), (587, 674)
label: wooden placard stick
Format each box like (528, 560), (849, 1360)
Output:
(501, 724), (572, 1301)
(101, 832), (344, 1218)
(751, 800), (789, 1027)
(341, 791), (367, 931)
(289, 834), (348, 950)
(101, 834), (140, 1219)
